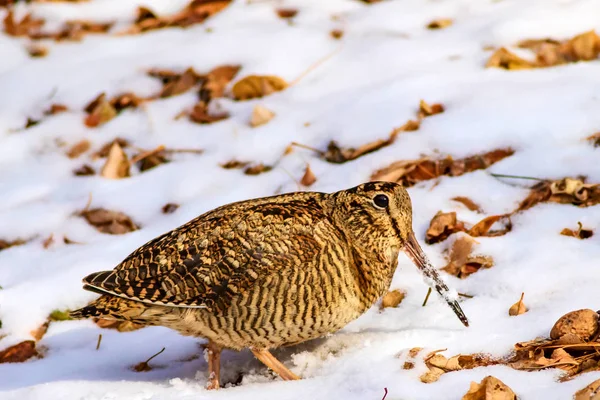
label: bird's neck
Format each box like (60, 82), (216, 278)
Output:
(351, 246), (399, 308)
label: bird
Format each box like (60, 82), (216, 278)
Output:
(70, 181), (468, 389)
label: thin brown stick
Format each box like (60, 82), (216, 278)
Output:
(422, 287), (433, 306)
(290, 141), (324, 156)
(96, 334), (102, 350)
(289, 46), (342, 87)
(130, 145), (166, 164)
(144, 347), (166, 364)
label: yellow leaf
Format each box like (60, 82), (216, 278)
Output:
(232, 75), (288, 100)
(100, 142), (130, 179)
(250, 105), (275, 127)
(508, 292), (527, 316)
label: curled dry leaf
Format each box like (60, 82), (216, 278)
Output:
(84, 93), (117, 128)
(561, 222), (593, 239)
(421, 349), (499, 383)
(442, 235), (494, 279)
(575, 379), (600, 400)
(250, 105), (275, 127)
(232, 75), (288, 100)
(276, 8), (298, 19)
(0, 238), (27, 252)
(509, 293), (527, 316)
(44, 104), (68, 115)
(380, 289), (405, 309)
(201, 65), (241, 100)
(81, 208), (139, 235)
(517, 178), (600, 211)
(427, 18), (453, 30)
(189, 102), (229, 124)
(371, 148), (514, 187)
(244, 163), (272, 176)
(300, 165), (317, 186)
(425, 211), (465, 244)
(221, 160), (249, 169)
(469, 214), (511, 237)
(100, 142), (130, 179)
(550, 309), (599, 341)
(452, 196), (483, 213)
(486, 47), (536, 70)
(66, 139), (91, 159)
(162, 203), (179, 214)
(462, 376), (516, 400)
(0, 341), (38, 363)
(3, 10), (44, 37)
(157, 67), (202, 98)
(418, 100), (445, 119)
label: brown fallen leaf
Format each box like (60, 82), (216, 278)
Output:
(418, 100), (445, 119)
(30, 321), (49, 341)
(371, 148), (514, 187)
(41, 20), (113, 42)
(232, 75), (288, 100)
(452, 196), (483, 213)
(66, 139), (91, 159)
(200, 65), (241, 101)
(42, 234), (54, 249)
(586, 132), (600, 148)
(486, 47), (535, 70)
(425, 211), (466, 244)
(44, 104), (68, 115)
(380, 289), (405, 309)
(93, 138), (130, 159)
(3, 10), (45, 37)
(25, 117), (40, 129)
(469, 214), (511, 237)
(427, 18), (453, 30)
(188, 102), (229, 124)
(158, 68), (202, 98)
(575, 378), (600, 400)
(561, 222), (594, 240)
(133, 347), (165, 372)
(74, 164), (95, 176)
(462, 376), (516, 400)
(81, 208), (139, 234)
(0, 341), (38, 363)
(221, 160), (249, 169)
(110, 93), (142, 112)
(250, 105), (275, 127)
(0, 238), (26, 252)
(244, 163), (272, 176)
(300, 165), (317, 186)
(162, 203), (179, 214)
(276, 8), (298, 19)
(100, 142), (130, 179)
(517, 178), (600, 211)
(509, 292), (527, 316)
(28, 44), (48, 57)
(84, 93), (117, 128)
(550, 309), (599, 341)
(442, 236), (494, 279)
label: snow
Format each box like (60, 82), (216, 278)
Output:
(1, 0), (600, 398)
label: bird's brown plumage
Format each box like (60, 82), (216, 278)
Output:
(71, 181), (468, 387)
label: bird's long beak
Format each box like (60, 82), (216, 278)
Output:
(403, 232), (470, 327)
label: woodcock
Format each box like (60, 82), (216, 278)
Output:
(70, 181), (469, 389)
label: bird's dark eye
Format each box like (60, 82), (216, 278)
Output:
(373, 194), (389, 209)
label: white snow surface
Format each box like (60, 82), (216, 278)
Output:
(1, 0), (600, 398)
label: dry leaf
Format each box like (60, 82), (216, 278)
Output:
(30, 321), (49, 341)
(232, 75), (288, 100)
(561, 222), (593, 239)
(66, 140), (91, 159)
(132, 146), (169, 172)
(420, 366), (445, 383)
(42, 234), (54, 249)
(462, 376), (516, 400)
(162, 203), (179, 214)
(509, 292), (527, 316)
(381, 289), (405, 309)
(3, 10), (44, 37)
(189, 102), (229, 124)
(300, 165), (317, 186)
(442, 236), (494, 278)
(486, 47), (536, 70)
(427, 18), (453, 29)
(0, 341), (38, 363)
(158, 68), (202, 98)
(452, 196), (483, 213)
(372, 148), (514, 187)
(425, 211), (466, 244)
(550, 309), (599, 341)
(517, 178), (600, 211)
(330, 29), (344, 39)
(74, 164), (95, 176)
(28, 44), (48, 57)
(276, 8), (298, 19)
(0, 238), (26, 252)
(44, 104), (68, 115)
(81, 208), (139, 235)
(94, 138), (129, 158)
(244, 163), (272, 176)
(575, 379), (600, 400)
(469, 215), (511, 237)
(84, 93), (117, 128)
(586, 132), (600, 148)
(201, 65), (241, 100)
(132, 347), (165, 372)
(100, 142), (130, 179)
(418, 100), (445, 118)
(221, 160), (249, 169)
(250, 105), (275, 127)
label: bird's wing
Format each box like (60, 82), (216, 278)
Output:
(82, 194), (336, 310)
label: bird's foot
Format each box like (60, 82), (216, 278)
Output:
(205, 340), (222, 390)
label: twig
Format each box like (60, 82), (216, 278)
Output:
(130, 145), (166, 164)
(289, 46), (343, 87)
(422, 287), (432, 307)
(144, 347), (166, 364)
(96, 334), (102, 350)
(489, 173), (545, 181)
(163, 148), (204, 155)
(381, 388), (388, 400)
(82, 192), (93, 213)
(290, 141), (324, 156)
(458, 292), (474, 298)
